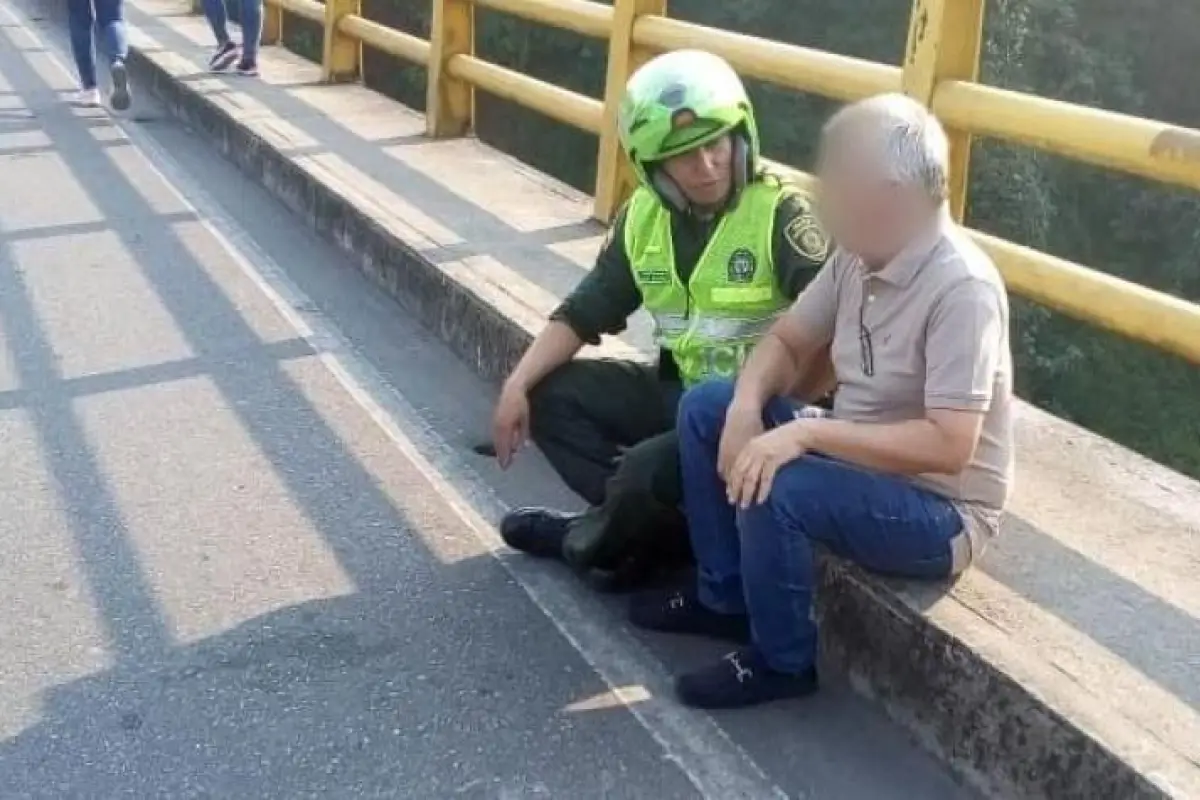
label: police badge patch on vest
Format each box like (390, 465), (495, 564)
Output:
(726, 248), (757, 283)
(785, 214), (831, 263)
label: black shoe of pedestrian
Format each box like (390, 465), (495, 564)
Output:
(109, 60), (130, 111)
(675, 648), (819, 710)
(628, 586), (750, 643)
(499, 507), (576, 559)
(208, 41), (240, 72)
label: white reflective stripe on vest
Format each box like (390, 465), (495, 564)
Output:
(649, 312), (776, 341)
(650, 313), (690, 338)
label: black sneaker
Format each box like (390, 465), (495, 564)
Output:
(499, 507), (577, 559)
(628, 586), (750, 643)
(208, 41), (239, 72)
(675, 648), (819, 709)
(235, 60), (259, 77)
(109, 60), (130, 111)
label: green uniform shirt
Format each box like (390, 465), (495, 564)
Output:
(551, 178), (831, 380)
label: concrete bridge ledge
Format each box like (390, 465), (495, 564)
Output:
(119, 6), (1200, 797)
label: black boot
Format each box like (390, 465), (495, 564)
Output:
(499, 507), (578, 559)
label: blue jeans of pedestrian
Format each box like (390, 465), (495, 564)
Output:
(201, 0), (263, 64)
(678, 379), (964, 674)
(66, 0), (128, 90)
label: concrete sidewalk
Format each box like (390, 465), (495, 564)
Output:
(61, 0), (1200, 796)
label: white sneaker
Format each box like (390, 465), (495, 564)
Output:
(75, 87), (101, 107)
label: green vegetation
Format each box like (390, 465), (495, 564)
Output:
(308, 0), (1200, 477)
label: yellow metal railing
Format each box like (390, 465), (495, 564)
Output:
(250, 0), (1200, 366)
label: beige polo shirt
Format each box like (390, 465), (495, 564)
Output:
(789, 208), (1014, 561)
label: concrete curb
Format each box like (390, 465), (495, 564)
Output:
(124, 46), (1178, 800)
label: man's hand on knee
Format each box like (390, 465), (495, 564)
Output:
(726, 421), (813, 508)
(717, 398), (765, 481)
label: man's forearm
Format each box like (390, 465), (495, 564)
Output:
(788, 344), (835, 403)
(506, 320), (584, 393)
(732, 333), (802, 409)
(803, 417), (964, 476)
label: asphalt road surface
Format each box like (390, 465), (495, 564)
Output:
(0, 2), (975, 797)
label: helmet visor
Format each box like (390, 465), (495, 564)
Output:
(657, 116), (730, 160)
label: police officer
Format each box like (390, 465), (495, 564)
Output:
(490, 49), (832, 589)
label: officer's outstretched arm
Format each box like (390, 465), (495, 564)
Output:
(492, 321), (583, 468)
(503, 321), (584, 396)
(492, 210), (638, 467)
(504, 206), (637, 394)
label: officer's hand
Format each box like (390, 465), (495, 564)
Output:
(726, 421), (811, 508)
(492, 384), (531, 470)
(717, 402), (764, 481)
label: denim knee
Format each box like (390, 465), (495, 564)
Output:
(678, 379), (736, 444)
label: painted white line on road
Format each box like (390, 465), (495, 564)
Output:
(1, 3), (791, 798)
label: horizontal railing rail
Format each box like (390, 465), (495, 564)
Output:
(241, 0), (1200, 365)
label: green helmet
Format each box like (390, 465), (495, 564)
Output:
(617, 49), (760, 192)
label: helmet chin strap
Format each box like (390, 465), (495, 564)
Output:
(648, 132), (752, 215)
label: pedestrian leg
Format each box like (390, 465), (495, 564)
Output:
(237, 0), (264, 75)
(65, 0), (98, 101)
(92, 0), (129, 110)
(198, 0), (240, 71)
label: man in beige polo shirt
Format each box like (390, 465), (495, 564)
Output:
(629, 93), (1015, 709)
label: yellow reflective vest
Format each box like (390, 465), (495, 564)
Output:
(625, 180), (791, 387)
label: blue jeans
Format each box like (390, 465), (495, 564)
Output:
(66, 0), (127, 90)
(201, 0), (263, 64)
(678, 379), (964, 673)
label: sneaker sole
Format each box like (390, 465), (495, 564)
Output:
(110, 64), (130, 111)
(209, 50), (240, 72)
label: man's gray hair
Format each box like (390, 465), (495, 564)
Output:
(821, 93), (951, 203)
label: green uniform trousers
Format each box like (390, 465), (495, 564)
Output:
(527, 358), (692, 580)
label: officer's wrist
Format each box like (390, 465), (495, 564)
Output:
(503, 373), (532, 396)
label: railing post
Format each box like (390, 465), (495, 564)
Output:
(593, 0), (666, 224)
(901, 0), (986, 222)
(261, 0), (282, 47)
(426, 0), (475, 137)
(322, 0), (361, 83)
